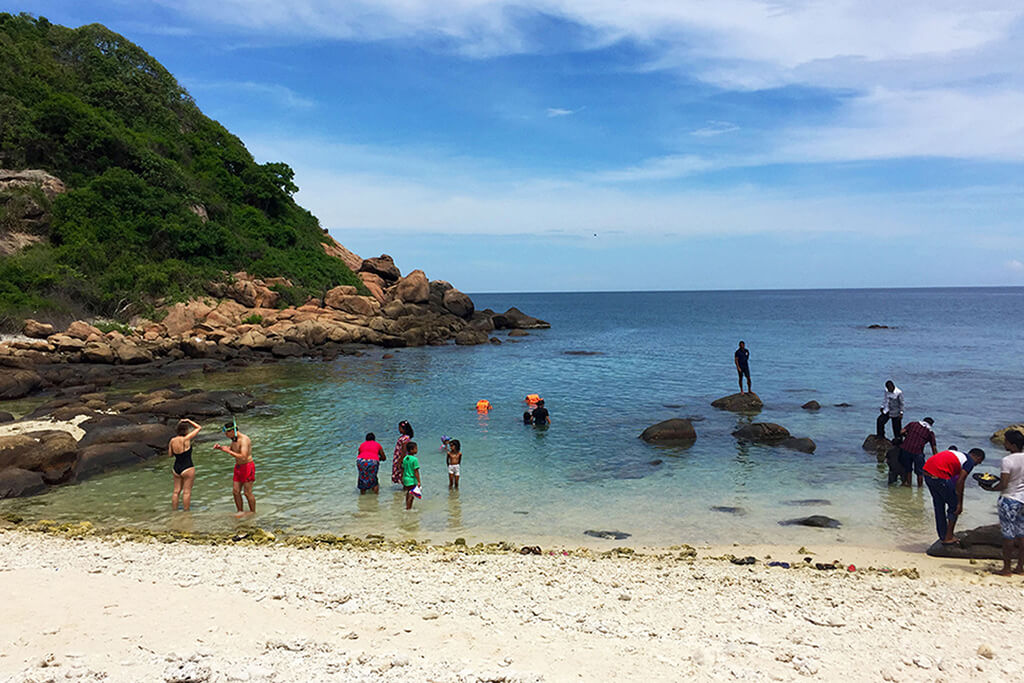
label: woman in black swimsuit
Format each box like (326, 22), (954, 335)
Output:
(170, 418), (201, 511)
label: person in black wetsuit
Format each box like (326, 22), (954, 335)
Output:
(734, 341), (751, 394)
(531, 400), (550, 426)
(170, 418), (202, 511)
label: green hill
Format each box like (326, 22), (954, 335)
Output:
(0, 12), (364, 326)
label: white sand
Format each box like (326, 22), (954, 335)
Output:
(1, 529), (1022, 682)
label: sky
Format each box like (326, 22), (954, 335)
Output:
(7, 1), (1024, 292)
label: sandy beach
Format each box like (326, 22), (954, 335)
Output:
(2, 526), (1022, 682)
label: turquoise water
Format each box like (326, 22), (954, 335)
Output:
(3, 288), (1022, 549)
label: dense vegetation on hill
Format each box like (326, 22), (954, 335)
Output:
(0, 13), (363, 325)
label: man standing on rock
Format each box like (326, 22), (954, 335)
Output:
(214, 421), (255, 516)
(734, 341), (751, 394)
(899, 417), (937, 487)
(876, 380), (903, 440)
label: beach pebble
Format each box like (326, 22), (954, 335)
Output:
(977, 644), (995, 659)
(913, 655), (933, 669)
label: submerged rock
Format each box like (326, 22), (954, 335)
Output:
(710, 505), (746, 515)
(711, 392), (763, 413)
(784, 499), (832, 506)
(801, 400), (821, 410)
(780, 437), (816, 453)
(640, 418), (697, 444)
(780, 515), (841, 528)
(584, 529), (632, 540)
(732, 423), (790, 443)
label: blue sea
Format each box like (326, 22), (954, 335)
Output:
(3, 288), (1023, 549)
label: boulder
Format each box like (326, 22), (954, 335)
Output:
(468, 312), (495, 333)
(780, 437), (816, 454)
(442, 288), (474, 319)
(271, 342), (305, 358)
(78, 422), (176, 449)
(0, 467), (46, 499)
(780, 515), (841, 528)
(65, 320), (103, 340)
(82, 342), (116, 364)
(862, 434), (892, 455)
(428, 280), (454, 308)
(926, 525), (1003, 560)
(801, 400), (821, 410)
(991, 424), (1024, 447)
(454, 329), (488, 346)
(0, 431), (77, 475)
(639, 418), (697, 444)
(236, 329), (272, 350)
(48, 334), (86, 352)
(493, 307), (550, 330)
(75, 442), (155, 480)
(360, 254), (401, 283)
(323, 285), (358, 308)
(392, 269), (430, 304)
(0, 411), (13, 423)
(507, 329), (529, 337)
(732, 423), (791, 443)
(23, 319), (55, 339)
(111, 340), (154, 365)
(711, 392), (763, 412)
(358, 272), (387, 303)
(0, 368), (43, 400)
(162, 301), (214, 337)
(326, 294), (379, 316)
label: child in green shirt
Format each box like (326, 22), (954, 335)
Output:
(402, 441), (421, 509)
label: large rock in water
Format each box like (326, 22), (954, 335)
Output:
(926, 525), (1003, 560)
(711, 392), (763, 412)
(443, 289), (475, 319)
(454, 329), (488, 346)
(780, 437), (816, 454)
(0, 467), (46, 499)
(732, 423), (790, 443)
(640, 418), (697, 444)
(0, 368), (43, 400)
(991, 424), (1024, 447)
(494, 307), (550, 330)
(801, 400), (821, 410)
(862, 434), (893, 456)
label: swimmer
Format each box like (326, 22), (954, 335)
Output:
(214, 420), (255, 516)
(447, 439), (462, 490)
(170, 418), (201, 511)
(531, 399), (550, 426)
(523, 411), (533, 425)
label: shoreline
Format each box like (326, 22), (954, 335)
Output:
(2, 525), (1022, 682)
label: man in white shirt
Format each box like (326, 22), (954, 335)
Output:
(876, 380), (904, 440)
(992, 429), (1024, 576)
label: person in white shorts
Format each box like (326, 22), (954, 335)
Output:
(446, 438), (462, 490)
(993, 429), (1024, 576)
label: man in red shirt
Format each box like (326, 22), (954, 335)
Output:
(922, 448), (985, 545)
(899, 417), (937, 487)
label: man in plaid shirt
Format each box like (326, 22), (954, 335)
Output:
(899, 417), (937, 487)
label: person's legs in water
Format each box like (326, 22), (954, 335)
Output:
(172, 473), (183, 510)
(914, 453), (926, 487)
(242, 481), (255, 512)
(453, 470), (459, 490)
(898, 448), (915, 487)
(181, 468), (195, 511)
(448, 469), (455, 490)
(232, 480), (244, 513)
(405, 487), (415, 510)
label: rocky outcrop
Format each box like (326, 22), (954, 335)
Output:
(926, 525), (1003, 560)
(392, 270), (430, 304)
(711, 392), (763, 412)
(320, 235), (363, 272)
(0, 169), (67, 255)
(801, 400), (821, 410)
(492, 307), (551, 330)
(640, 418), (697, 444)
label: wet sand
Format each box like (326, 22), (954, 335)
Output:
(1, 528), (1022, 682)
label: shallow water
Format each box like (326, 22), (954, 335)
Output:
(3, 288), (1022, 549)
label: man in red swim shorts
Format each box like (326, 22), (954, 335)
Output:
(214, 421), (255, 516)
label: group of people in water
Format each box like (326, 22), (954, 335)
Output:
(876, 380), (1024, 575)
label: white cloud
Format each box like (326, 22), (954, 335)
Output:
(184, 80), (315, 110)
(691, 121), (739, 137)
(1008, 259), (1024, 272)
(546, 107), (582, 117)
